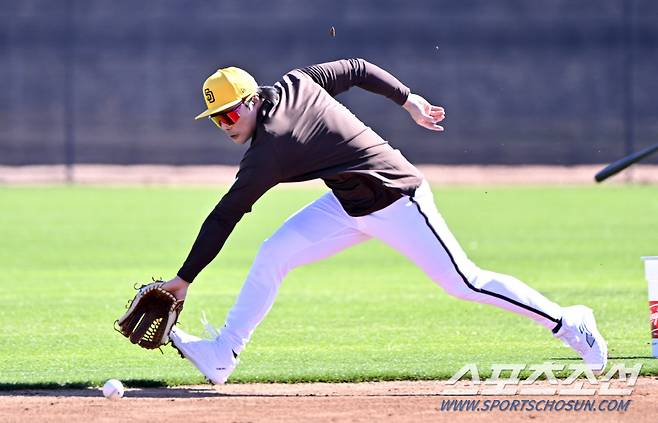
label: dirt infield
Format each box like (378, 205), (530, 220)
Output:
(1, 379), (655, 422)
(1, 164), (658, 185)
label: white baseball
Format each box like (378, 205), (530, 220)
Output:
(102, 379), (124, 400)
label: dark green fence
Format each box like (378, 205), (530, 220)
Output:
(1, 0), (656, 165)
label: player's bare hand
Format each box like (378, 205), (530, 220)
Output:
(161, 275), (190, 301)
(403, 93), (445, 131)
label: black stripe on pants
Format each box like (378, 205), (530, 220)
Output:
(409, 196), (562, 331)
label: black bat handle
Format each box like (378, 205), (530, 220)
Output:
(595, 142), (658, 182)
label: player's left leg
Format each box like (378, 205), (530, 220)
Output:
(359, 180), (606, 372)
(359, 181), (562, 330)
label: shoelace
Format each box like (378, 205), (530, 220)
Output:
(201, 311), (240, 362)
(200, 311), (221, 338)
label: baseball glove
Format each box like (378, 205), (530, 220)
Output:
(115, 280), (184, 350)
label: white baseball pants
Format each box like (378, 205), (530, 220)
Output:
(221, 181), (563, 354)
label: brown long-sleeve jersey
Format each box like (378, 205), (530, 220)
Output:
(178, 58), (423, 282)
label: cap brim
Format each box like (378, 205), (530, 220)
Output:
(194, 98), (243, 120)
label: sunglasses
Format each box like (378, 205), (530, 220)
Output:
(208, 103), (243, 128)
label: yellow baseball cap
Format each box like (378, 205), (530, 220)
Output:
(194, 67), (258, 120)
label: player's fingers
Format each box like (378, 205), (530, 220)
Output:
(418, 120), (444, 131)
(430, 105), (444, 112)
(424, 114), (444, 124)
(419, 112), (433, 121)
(429, 112), (445, 121)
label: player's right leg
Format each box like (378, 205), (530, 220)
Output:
(221, 191), (370, 354)
(172, 191), (370, 383)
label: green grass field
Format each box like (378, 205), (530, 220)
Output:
(1, 184), (657, 388)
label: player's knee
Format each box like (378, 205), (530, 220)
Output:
(468, 269), (502, 291)
(253, 237), (295, 272)
(254, 239), (283, 264)
(435, 266), (486, 301)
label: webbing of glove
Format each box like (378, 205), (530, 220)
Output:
(116, 281), (184, 350)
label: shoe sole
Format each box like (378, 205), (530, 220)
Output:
(170, 330), (228, 385)
(581, 306), (608, 375)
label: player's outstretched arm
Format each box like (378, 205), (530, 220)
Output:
(403, 93), (445, 132)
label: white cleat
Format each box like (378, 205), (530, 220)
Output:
(170, 326), (238, 385)
(554, 305), (608, 375)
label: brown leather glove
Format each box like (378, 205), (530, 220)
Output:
(116, 280), (184, 349)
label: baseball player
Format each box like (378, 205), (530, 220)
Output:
(160, 59), (607, 384)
